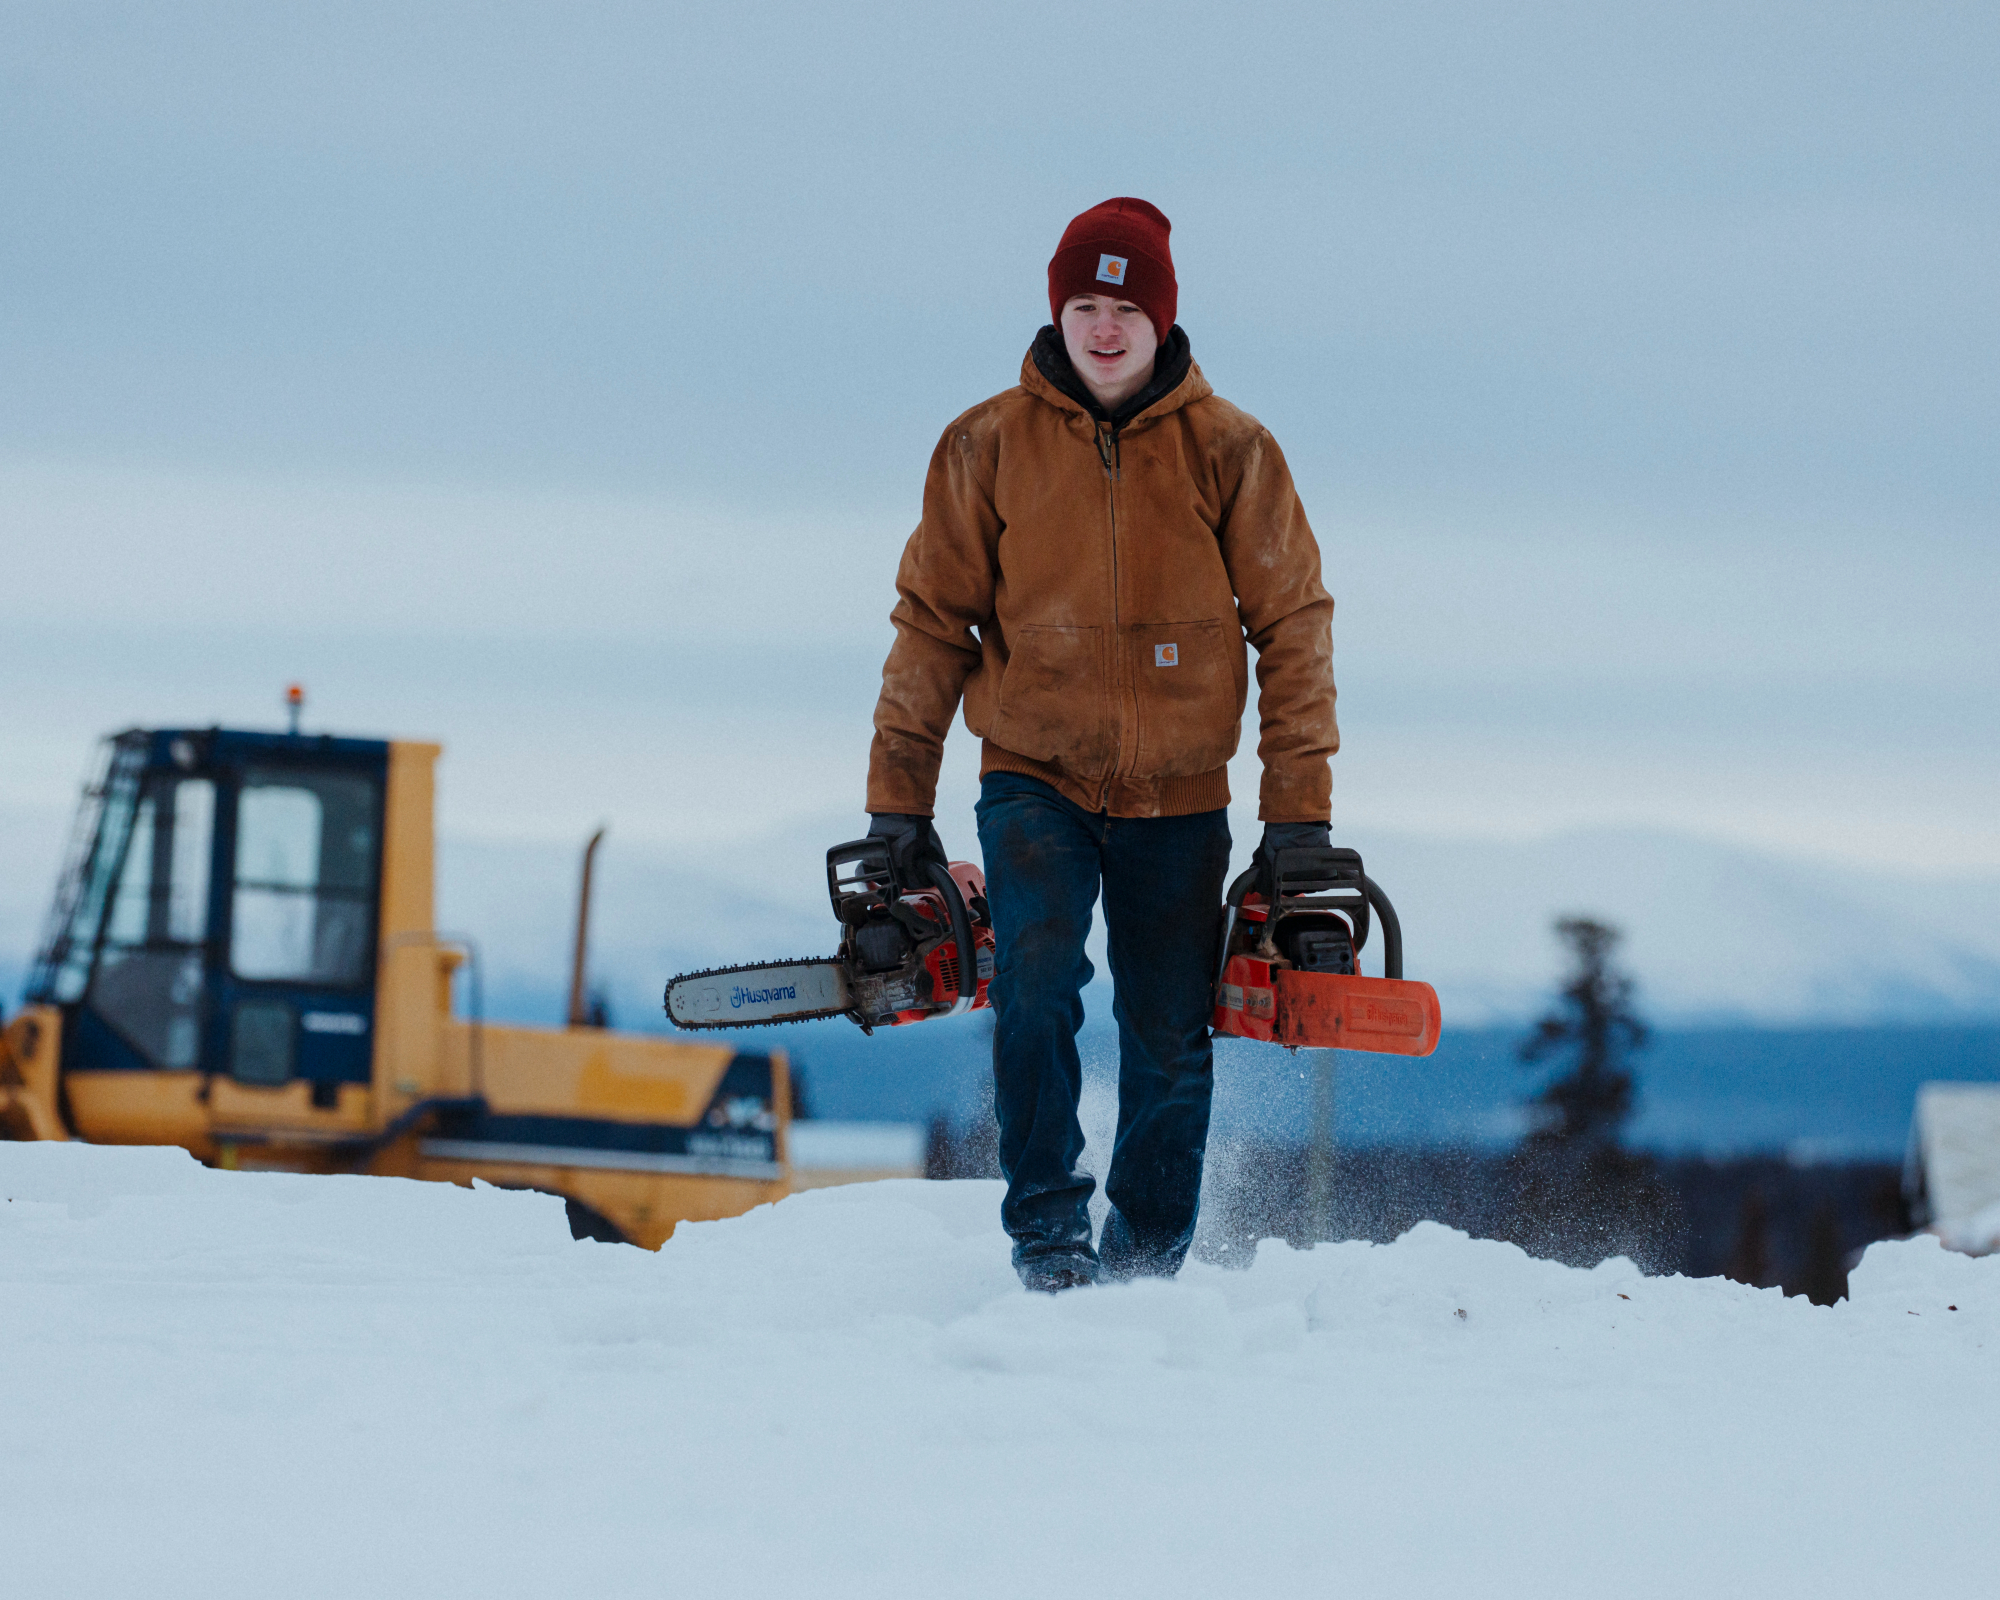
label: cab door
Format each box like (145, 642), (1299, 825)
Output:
(64, 765), (218, 1076)
(211, 757), (385, 1108)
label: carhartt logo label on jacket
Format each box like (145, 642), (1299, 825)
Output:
(1096, 254), (1128, 285)
(1155, 643), (1179, 667)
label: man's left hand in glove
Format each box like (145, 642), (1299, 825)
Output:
(1253, 820), (1332, 898)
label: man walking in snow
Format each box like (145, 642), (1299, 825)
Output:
(865, 198), (1337, 1291)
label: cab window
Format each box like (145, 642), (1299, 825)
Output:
(230, 769), (378, 986)
(89, 776), (215, 1069)
(103, 779), (213, 949)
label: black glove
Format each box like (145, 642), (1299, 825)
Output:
(1254, 820), (1332, 897)
(867, 813), (949, 889)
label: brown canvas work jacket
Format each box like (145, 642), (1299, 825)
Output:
(866, 329), (1337, 822)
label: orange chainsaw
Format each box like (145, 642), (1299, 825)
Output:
(1211, 846), (1441, 1056)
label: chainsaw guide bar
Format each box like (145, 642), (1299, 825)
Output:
(664, 959), (852, 1030)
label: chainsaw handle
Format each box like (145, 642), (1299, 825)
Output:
(828, 837), (900, 916)
(1214, 863), (1405, 984)
(927, 861), (980, 1016)
(1360, 874), (1403, 982)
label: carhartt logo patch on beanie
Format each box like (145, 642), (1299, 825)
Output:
(1048, 198), (1176, 341)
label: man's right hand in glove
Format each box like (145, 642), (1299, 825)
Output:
(867, 813), (949, 889)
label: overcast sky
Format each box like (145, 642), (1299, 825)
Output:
(4, 2), (1997, 878)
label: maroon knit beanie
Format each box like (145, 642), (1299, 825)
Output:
(1047, 197), (1177, 342)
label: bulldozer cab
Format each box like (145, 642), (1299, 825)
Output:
(30, 728), (388, 1100)
(6, 724), (795, 1248)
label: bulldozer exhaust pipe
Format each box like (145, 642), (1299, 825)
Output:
(567, 827), (607, 1028)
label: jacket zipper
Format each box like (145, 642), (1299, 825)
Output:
(1097, 420), (1130, 809)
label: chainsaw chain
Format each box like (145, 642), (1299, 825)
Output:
(662, 957), (851, 1031)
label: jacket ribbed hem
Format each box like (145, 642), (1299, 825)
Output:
(979, 742), (1231, 819)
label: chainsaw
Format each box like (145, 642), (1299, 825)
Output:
(662, 838), (1438, 1059)
(1211, 846), (1440, 1056)
(663, 839), (995, 1033)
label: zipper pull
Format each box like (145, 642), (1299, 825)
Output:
(1096, 423), (1115, 473)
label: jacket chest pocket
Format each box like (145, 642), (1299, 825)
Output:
(992, 624), (1116, 777)
(1130, 619), (1245, 777)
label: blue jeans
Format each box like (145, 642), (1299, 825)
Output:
(974, 771), (1232, 1280)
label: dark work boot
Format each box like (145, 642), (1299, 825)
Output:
(1017, 1249), (1101, 1294)
(1098, 1206), (1188, 1283)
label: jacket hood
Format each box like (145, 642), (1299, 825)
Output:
(1022, 325), (1208, 428)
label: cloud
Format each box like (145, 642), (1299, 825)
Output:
(3, 3), (1994, 517)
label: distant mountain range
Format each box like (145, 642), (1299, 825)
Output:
(4, 800), (1994, 1030)
(431, 816), (2000, 1031)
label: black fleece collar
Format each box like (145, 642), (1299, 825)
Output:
(1030, 324), (1194, 427)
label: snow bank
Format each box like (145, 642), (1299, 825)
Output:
(1933, 1199), (2000, 1257)
(3, 1144), (1994, 1598)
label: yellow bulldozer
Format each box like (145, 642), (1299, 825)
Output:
(0, 723), (793, 1246)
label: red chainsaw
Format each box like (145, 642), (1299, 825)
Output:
(664, 839), (994, 1032)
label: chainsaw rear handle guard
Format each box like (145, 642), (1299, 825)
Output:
(825, 839), (978, 1014)
(827, 838), (899, 913)
(1215, 850), (1404, 988)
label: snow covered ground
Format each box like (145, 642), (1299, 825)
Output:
(4, 1144), (1995, 1597)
